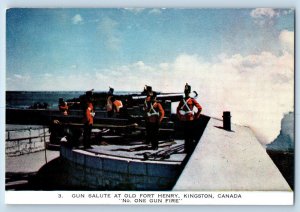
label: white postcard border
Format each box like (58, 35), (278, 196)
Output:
(5, 191), (294, 205)
(1, 0), (299, 211)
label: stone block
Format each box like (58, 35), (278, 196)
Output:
(65, 148), (74, 160)
(85, 155), (102, 170)
(9, 130), (30, 139)
(157, 177), (175, 189)
(30, 129), (40, 137)
(72, 168), (85, 181)
(6, 141), (16, 149)
(60, 146), (66, 157)
(128, 174), (147, 186)
(95, 175), (104, 187)
(85, 173), (97, 185)
(147, 176), (160, 187)
(146, 163), (180, 177)
(103, 170), (125, 182)
(70, 177), (81, 186)
(147, 176), (176, 190)
(128, 161), (147, 175)
(74, 151), (85, 166)
(102, 157), (129, 173)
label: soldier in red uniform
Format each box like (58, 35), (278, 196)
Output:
(83, 90), (95, 149)
(177, 83), (202, 153)
(106, 87), (123, 118)
(107, 96), (123, 116)
(112, 99), (123, 113)
(144, 90), (165, 150)
(58, 98), (80, 116)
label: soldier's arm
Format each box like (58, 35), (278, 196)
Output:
(86, 104), (93, 123)
(193, 99), (202, 119)
(158, 103), (165, 123)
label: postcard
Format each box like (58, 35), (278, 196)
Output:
(5, 8), (294, 205)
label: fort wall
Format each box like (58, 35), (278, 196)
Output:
(6, 126), (50, 156)
(60, 146), (182, 190)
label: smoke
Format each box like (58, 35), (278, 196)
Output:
(162, 32), (293, 145)
(109, 30), (294, 145)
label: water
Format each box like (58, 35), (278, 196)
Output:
(6, 91), (139, 109)
(6, 91), (84, 109)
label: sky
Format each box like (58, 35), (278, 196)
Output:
(6, 8), (294, 144)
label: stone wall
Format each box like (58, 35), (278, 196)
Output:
(60, 146), (182, 190)
(6, 127), (50, 156)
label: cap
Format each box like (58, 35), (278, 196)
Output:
(108, 87), (114, 95)
(86, 89), (94, 97)
(145, 85), (153, 96)
(184, 83), (191, 93)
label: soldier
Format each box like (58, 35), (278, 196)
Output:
(144, 90), (165, 150)
(106, 87), (123, 117)
(177, 83), (202, 154)
(58, 97), (80, 116)
(58, 98), (69, 116)
(106, 87), (115, 117)
(112, 97), (123, 113)
(82, 90), (95, 149)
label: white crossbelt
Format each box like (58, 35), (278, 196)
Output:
(88, 107), (96, 117)
(147, 103), (160, 117)
(179, 98), (194, 115)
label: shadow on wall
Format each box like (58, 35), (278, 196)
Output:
(193, 115), (211, 142)
(178, 115), (211, 172)
(173, 114), (210, 140)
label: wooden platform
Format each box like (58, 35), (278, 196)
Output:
(68, 139), (187, 163)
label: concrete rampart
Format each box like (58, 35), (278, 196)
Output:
(60, 146), (182, 190)
(173, 118), (292, 191)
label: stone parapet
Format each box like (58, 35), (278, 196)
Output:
(60, 145), (182, 190)
(6, 126), (50, 156)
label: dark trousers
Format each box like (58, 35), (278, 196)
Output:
(146, 122), (159, 149)
(183, 121), (196, 154)
(83, 123), (92, 148)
